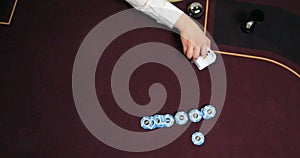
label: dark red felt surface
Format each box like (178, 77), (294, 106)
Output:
(0, 0), (299, 157)
(0, 0), (16, 22)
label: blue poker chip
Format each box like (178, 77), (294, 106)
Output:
(140, 116), (156, 130)
(201, 105), (216, 120)
(163, 114), (174, 127)
(191, 131), (205, 146)
(175, 111), (188, 125)
(188, 109), (202, 123)
(153, 114), (165, 128)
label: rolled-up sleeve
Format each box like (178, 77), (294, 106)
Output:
(125, 0), (184, 28)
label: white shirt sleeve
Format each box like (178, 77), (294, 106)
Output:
(125, 0), (184, 28)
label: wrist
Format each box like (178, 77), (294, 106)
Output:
(174, 14), (195, 32)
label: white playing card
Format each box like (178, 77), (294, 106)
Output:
(194, 47), (217, 70)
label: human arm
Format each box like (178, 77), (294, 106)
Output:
(174, 13), (211, 60)
(124, 0), (211, 60)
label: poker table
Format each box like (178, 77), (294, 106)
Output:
(1, 0), (299, 157)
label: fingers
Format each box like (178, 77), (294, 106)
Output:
(193, 47), (200, 61)
(181, 36), (188, 53)
(180, 32), (212, 60)
(200, 44), (207, 57)
(207, 39), (211, 48)
(182, 44), (187, 56)
(199, 38), (211, 57)
(186, 45), (194, 59)
(182, 41), (199, 61)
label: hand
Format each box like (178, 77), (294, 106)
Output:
(174, 14), (211, 61)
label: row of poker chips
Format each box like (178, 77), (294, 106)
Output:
(140, 114), (175, 130)
(140, 105), (217, 146)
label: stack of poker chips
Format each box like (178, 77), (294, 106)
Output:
(175, 104), (217, 126)
(174, 111), (189, 125)
(140, 104), (217, 146)
(140, 114), (175, 130)
(190, 105), (216, 146)
(192, 131), (205, 146)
